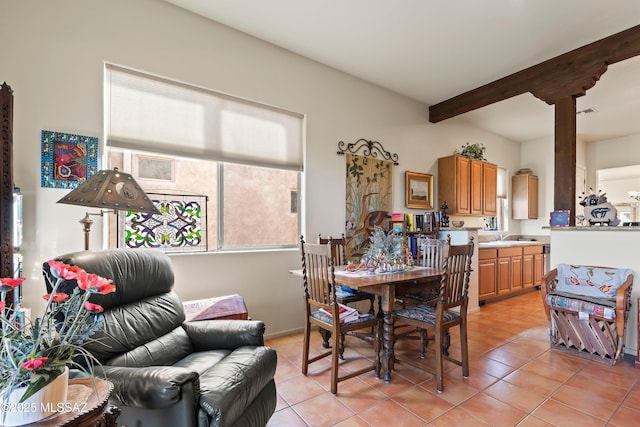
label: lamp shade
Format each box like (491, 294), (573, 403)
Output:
(57, 168), (160, 215)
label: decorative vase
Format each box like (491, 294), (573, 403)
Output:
(0, 367), (69, 426)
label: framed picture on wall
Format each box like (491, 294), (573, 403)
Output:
(405, 171), (433, 209)
(41, 130), (98, 189)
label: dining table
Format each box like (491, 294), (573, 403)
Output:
(291, 265), (443, 383)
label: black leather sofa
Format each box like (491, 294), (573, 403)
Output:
(43, 249), (277, 427)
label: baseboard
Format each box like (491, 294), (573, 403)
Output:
(265, 326), (304, 340)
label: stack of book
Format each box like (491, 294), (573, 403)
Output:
(318, 303), (359, 322)
(391, 212), (440, 233)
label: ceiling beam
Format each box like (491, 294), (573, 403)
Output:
(429, 24), (640, 123)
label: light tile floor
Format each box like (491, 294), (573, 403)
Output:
(265, 290), (640, 426)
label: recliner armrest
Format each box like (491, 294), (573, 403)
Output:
(182, 319), (266, 351)
(96, 365), (199, 410)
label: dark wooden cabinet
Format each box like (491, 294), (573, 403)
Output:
(0, 83), (15, 306)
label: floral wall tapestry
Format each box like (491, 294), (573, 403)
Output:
(345, 154), (393, 260)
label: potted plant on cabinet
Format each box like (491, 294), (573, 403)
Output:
(455, 142), (486, 161)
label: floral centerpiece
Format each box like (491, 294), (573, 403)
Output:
(0, 260), (114, 419)
(363, 227), (411, 273)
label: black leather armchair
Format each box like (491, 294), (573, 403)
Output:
(43, 249), (277, 427)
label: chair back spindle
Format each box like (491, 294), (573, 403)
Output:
(300, 236), (336, 309)
(421, 235), (450, 269)
(438, 237), (474, 310)
(318, 233), (347, 265)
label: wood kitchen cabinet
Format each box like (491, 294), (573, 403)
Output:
(439, 155), (471, 214)
(478, 248), (497, 300)
(438, 155), (497, 216)
(480, 245), (545, 303)
(523, 245), (543, 288)
(512, 173), (538, 219)
(482, 162), (498, 215)
(497, 255), (511, 295)
(511, 254), (523, 291)
(470, 159), (483, 215)
(523, 252), (534, 288)
(497, 247), (523, 295)
(533, 251), (544, 286)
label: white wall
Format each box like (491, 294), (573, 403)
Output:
(1, 0), (521, 338)
(587, 133), (640, 191)
(519, 137), (554, 235)
(517, 136), (589, 235)
(598, 175), (640, 205)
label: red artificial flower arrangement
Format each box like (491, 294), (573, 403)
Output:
(0, 260), (115, 404)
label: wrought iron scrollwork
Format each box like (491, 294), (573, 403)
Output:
(337, 138), (399, 165)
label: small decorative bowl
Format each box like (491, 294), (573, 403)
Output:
(451, 220), (464, 228)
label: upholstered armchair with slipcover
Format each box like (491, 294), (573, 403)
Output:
(540, 263), (633, 365)
(43, 249), (277, 427)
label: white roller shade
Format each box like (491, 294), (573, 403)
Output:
(105, 64), (303, 171)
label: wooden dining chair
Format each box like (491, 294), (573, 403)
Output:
(394, 235), (451, 357)
(300, 236), (380, 394)
(422, 235), (451, 268)
(317, 234), (377, 348)
(399, 235), (451, 304)
(392, 237), (474, 392)
(318, 233), (376, 312)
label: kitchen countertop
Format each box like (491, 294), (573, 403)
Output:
(439, 227), (482, 231)
(543, 226), (640, 231)
(478, 241), (547, 249)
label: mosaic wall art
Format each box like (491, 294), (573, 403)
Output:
(41, 130), (98, 189)
(118, 193), (207, 253)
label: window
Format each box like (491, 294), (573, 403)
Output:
(105, 65), (303, 251)
(496, 167), (509, 231)
(222, 163), (298, 248)
(109, 148), (216, 251)
(597, 164), (640, 224)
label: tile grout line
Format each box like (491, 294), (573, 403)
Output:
(267, 292), (640, 426)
